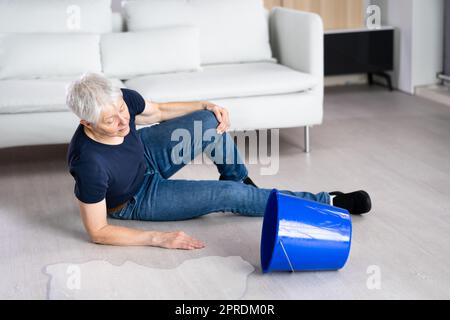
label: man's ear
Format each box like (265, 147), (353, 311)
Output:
(80, 119), (93, 129)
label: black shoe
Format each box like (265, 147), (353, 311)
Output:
(219, 175), (258, 188)
(330, 190), (371, 215)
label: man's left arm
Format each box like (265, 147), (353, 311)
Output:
(135, 100), (231, 134)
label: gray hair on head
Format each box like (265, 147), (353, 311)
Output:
(66, 73), (122, 124)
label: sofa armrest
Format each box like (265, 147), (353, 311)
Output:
(269, 7), (324, 79)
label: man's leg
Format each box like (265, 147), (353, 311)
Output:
(135, 173), (330, 221)
(137, 110), (248, 182)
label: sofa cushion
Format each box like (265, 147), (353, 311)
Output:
(0, 34), (102, 79)
(0, 0), (112, 33)
(0, 78), (124, 114)
(124, 62), (319, 102)
(101, 27), (202, 80)
(112, 12), (124, 33)
(123, 0), (274, 65)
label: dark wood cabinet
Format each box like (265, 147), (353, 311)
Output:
(325, 27), (394, 90)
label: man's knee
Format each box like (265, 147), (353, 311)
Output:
(197, 109), (219, 131)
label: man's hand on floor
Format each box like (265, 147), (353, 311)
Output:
(152, 230), (206, 250)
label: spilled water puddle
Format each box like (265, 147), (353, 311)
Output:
(44, 256), (254, 299)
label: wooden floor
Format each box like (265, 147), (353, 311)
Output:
(1, 85), (449, 299)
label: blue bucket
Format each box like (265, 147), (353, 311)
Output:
(261, 189), (352, 273)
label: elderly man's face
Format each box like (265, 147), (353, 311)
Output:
(92, 98), (130, 137)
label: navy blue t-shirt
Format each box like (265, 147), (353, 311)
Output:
(67, 88), (148, 209)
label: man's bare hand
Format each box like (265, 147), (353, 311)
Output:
(201, 101), (230, 134)
(153, 230), (206, 250)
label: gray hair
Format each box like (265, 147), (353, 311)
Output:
(66, 73), (123, 124)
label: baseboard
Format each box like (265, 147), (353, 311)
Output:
(415, 84), (450, 107)
(325, 74), (368, 87)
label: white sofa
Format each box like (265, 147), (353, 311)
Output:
(0, 0), (323, 152)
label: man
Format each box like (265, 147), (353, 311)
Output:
(66, 73), (371, 250)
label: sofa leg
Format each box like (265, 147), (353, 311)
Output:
(304, 126), (310, 153)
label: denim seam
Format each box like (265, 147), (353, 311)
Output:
(206, 205), (262, 216)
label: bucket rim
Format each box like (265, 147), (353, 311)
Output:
(261, 189), (281, 273)
(339, 213), (353, 267)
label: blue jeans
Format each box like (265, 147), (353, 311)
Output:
(109, 110), (330, 221)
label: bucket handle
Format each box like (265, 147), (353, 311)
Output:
(279, 239), (295, 273)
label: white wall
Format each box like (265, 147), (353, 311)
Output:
(370, 0), (444, 94)
(412, 0), (444, 89)
(371, 0), (414, 93)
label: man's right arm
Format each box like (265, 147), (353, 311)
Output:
(78, 199), (205, 250)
